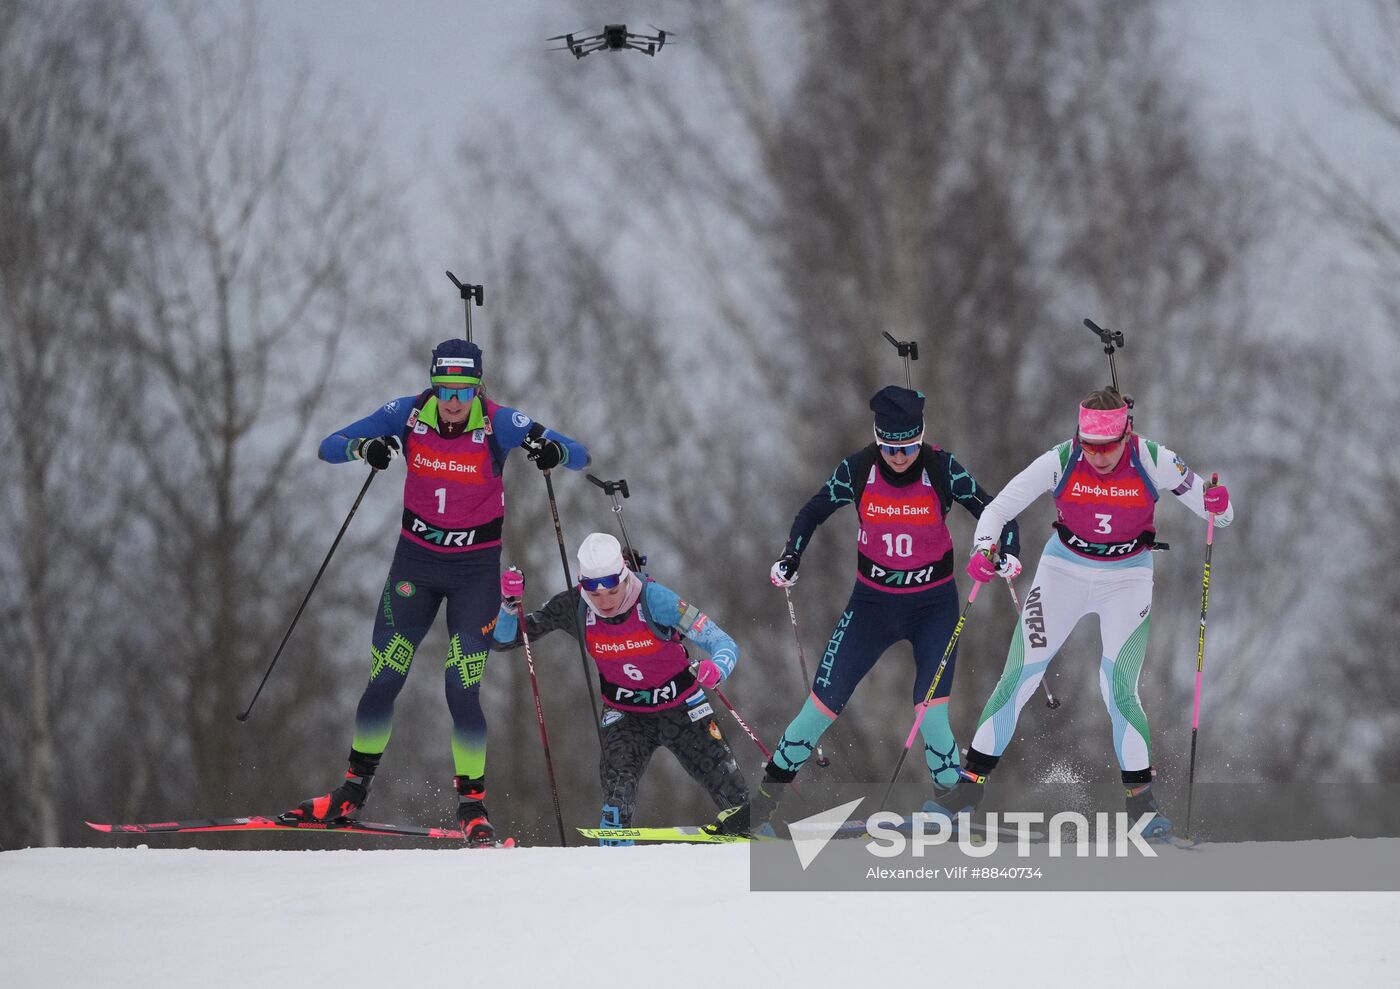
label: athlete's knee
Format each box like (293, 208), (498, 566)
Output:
(368, 632), (418, 683)
(810, 684), (850, 719)
(445, 633), (488, 690)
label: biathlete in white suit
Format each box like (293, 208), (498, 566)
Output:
(929, 387), (1233, 837)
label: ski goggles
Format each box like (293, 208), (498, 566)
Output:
(1078, 433), (1127, 454)
(580, 570), (626, 592)
(879, 441), (920, 456)
(435, 384), (478, 403)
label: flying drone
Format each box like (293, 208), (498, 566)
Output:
(548, 24), (671, 59)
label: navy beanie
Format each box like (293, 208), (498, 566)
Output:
(430, 339), (483, 384)
(870, 386), (925, 443)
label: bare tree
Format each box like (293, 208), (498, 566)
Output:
(1277, 0), (1400, 783)
(464, 0), (1332, 818)
(104, 3), (417, 823)
(0, 0), (167, 848)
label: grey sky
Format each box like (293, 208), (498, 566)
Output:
(261, 1), (1374, 251)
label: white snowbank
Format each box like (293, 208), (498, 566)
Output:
(1, 844), (1396, 986)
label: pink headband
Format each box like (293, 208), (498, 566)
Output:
(1078, 404), (1128, 443)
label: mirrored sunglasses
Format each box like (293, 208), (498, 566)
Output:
(580, 571), (625, 592)
(435, 385), (477, 403)
(879, 441), (920, 456)
(1079, 434), (1126, 454)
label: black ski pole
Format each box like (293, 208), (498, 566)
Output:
(881, 331), (920, 389)
(237, 469), (378, 721)
(781, 587), (830, 767)
(509, 571), (569, 847)
(445, 271), (483, 342)
(1002, 577), (1059, 709)
(542, 468), (605, 742)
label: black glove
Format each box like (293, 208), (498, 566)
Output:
(530, 440), (565, 471)
(521, 423), (565, 471)
(353, 435), (400, 471)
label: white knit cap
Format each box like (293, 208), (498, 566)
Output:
(577, 532), (625, 579)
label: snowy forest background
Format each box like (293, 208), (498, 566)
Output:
(3, 0), (1398, 850)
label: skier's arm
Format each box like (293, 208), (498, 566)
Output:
(970, 447), (1063, 555)
(318, 397), (416, 463)
(643, 582), (739, 680)
(1139, 439), (1235, 528)
(943, 452), (1021, 558)
(782, 452), (863, 558)
(490, 587), (583, 651)
(490, 405), (591, 470)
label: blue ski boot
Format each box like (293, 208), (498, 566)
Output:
(1125, 782), (1172, 839)
(597, 804), (634, 847)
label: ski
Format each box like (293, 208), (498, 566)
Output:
(795, 816), (1046, 843)
(86, 815), (515, 846)
(575, 826), (748, 844)
(1148, 833), (1202, 850)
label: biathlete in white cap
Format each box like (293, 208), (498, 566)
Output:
(491, 532), (748, 844)
(929, 387), (1234, 837)
(712, 385), (1020, 836)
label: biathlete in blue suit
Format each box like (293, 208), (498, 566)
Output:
(288, 338), (589, 845)
(491, 532), (748, 845)
(712, 386), (1019, 836)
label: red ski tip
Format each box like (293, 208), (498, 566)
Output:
(85, 821), (114, 832)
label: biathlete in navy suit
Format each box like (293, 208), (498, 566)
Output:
(289, 339), (589, 845)
(713, 385), (1019, 836)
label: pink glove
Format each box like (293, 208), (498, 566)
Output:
(501, 568), (524, 600)
(1203, 483), (1229, 515)
(965, 552), (998, 584)
(695, 660), (724, 688)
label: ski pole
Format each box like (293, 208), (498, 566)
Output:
(701, 674), (803, 800)
(237, 469), (378, 721)
(1185, 472), (1219, 835)
(541, 468), (605, 743)
(510, 572), (568, 847)
(445, 271), (483, 343)
(1002, 577), (1059, 709)
(781, 586), (830, 767)
(878, 577), (984, 811)
(708, 682), (773, 763)
(881, 331), (920, 389)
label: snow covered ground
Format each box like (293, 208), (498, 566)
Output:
(2, 843), (1396, 986)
